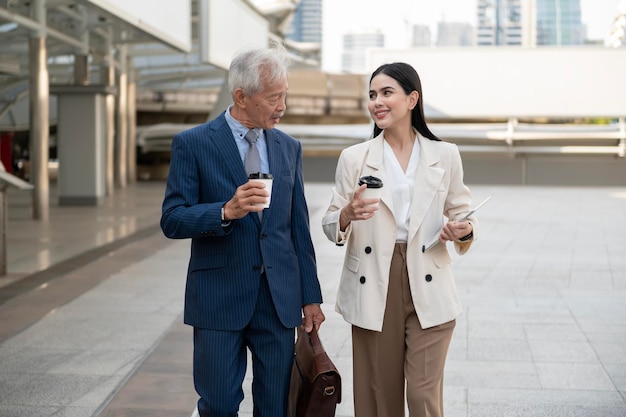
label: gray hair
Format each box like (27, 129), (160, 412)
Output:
(228, 42), (291, 97)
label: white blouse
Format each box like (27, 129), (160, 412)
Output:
(383, 136), (420, 242)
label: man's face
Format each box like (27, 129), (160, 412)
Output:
(242, 75), (288, 130)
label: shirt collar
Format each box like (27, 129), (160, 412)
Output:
(225, 105), (262, 140)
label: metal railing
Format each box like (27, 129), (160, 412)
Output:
(135, 118), (626, 158)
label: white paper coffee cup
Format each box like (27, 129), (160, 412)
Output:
(359, 175), (383, 200)
(248, 173), (273, 208)
(360, 187), (381, 200)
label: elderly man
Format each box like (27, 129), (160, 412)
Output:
(161, 44), (325, 417)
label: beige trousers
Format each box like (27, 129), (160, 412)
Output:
(352, 243), (456, 417)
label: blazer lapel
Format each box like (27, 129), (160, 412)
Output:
(407, 135), (444, 244)
(363, 134), (395, 217)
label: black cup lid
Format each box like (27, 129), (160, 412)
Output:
(358, 175), (383, 188)
(248, 172), (273, 179)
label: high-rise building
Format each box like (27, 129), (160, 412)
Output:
(536, 0), (584, 45)
(437, 22), (474, 47)
(607, 0), (626, 47)
(412, 25), (432, 47)
(341, 29), (385, 73)
(476, 0), (523, 46)
(476, 0), (584, 47)
(285, 0), (322, 44)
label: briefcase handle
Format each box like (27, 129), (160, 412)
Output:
(307, 326), (326, 356)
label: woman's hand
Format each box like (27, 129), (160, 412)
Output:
(339, 184), (380, 231)
(439, 220), (472, 243)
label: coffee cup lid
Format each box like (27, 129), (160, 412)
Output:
(248, 172), (273, 179)
(358, 175), (383, 188)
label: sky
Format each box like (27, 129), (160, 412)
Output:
(321, 0), (624, 72)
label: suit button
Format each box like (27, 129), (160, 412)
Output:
(359, 276), (366, 284)
(207, 231), (216, 236)
(260, 233), (267, 239)
(253, 265), (262, 271)
(364, 246), (372, 254)
(425, 274), (432, 282)
(421, 245), (425, 253)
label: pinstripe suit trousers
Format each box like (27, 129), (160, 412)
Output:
(193, 273), (295, 417)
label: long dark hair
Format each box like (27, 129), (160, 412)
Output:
(370, 62), (440, 141)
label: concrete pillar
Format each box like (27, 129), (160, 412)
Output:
(101, 51), (116, 196)
(104, 94), (116, 195)
(127, 59), (137, 184)
(115, 43), (128, 189)
(74, 54), (90, 86)
(28, 0), (49, 221)
(53, 85), (112, 206)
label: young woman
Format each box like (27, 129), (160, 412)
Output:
(322, 62), (479, 417)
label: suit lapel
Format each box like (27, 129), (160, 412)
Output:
(211, 113), (248, 185)
(407, 135), (444, 244)
(211, 113), (261, 227)
(265, 129), (283, 178)
(261, 129), (284, 225)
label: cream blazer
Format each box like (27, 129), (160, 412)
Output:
(322, 132), (478, 331)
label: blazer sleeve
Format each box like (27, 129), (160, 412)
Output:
(161, 132), (231, 239)
(290, 141), (323, 306)
(321, 149), (355, 245)
(444, 144), (479, 255)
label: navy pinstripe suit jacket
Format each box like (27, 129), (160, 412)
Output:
(161, 112), (323, 331)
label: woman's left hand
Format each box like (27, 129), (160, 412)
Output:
(439, 221), (472, 243)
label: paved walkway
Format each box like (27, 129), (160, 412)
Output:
(0, 180), (625, 417)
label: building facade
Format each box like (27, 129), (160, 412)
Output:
(476, 0), (584, 46)
(412, 24), (432, 47)
(437, 22), (474, 47)
(285, 0), (322, 43)
(536, 0), (584, 45)
(341, 29), (385, 73)
(607, 0), (626, 47)
(476, 0), (523, 46)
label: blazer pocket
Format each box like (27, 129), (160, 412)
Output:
(189, 255), (228, 271)
(275, 170), (294, 189)
(432, 250), (452, 268)
(345, 253), (360, 273)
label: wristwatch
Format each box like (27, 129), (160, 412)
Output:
(220, 206), (230, 227)
(458, 230), (473, 242)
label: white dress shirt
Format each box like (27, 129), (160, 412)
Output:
(383, 136), (420, 242)
(224, 105), (269, 173)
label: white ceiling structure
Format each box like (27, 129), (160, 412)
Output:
(0, 0), (318, 130)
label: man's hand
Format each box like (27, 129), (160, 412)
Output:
(222, 181), (269, 220)
(302, 304), (325, 333)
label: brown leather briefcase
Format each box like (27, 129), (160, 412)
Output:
(288, 326), (341, 417)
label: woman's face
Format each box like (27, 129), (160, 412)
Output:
(367, 73), (417, 131)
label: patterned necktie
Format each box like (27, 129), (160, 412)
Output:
(244, 130), (261, 176)
(244, 129), (263, 221)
